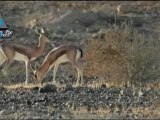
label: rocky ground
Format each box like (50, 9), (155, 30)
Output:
(0, 1), (160, 119)
(1, 83), (160, 119)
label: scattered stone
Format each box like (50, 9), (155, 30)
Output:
(101, 84), (107, 88)
(0, 109), (6, 116)
(0, 1), (160, 119)
(0, 85), (7, 91)
(31, 86), (39, 91)
(39, 82), (57, 93)
(117, 3), (136, 15)
(64, 84), (74, 92)
(26, 100), (32, 106)
(92, 4), (116, 16)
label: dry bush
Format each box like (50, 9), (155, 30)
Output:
(84, 22), (160, 86)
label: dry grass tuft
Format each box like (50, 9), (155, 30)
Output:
(84, 22), (160, 87)
(4, 83), (41, 90)
(68, 105), (160, 119)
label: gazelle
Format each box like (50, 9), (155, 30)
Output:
(0, 20), (51, 84)
(31, 45), (83, 86)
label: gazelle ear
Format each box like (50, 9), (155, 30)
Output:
(36, 27), (41, 34)
(40, 27), (45, 33)
(35, 62), (40, 70)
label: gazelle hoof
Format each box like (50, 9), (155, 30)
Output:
(73, 83), (80, 87)
(52, 81), (56, 84)
(25, 82), (28, 85)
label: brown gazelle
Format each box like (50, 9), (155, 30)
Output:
(0, 20), (51, 84)
(31, 45), (83, 86)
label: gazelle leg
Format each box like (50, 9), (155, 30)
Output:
(81, 69), (83, 85)
(0, 56), (6, 68)
(74, 59), (84, 86)
(0, 53), (6, 65)
(75, 67), (81, 86)
(2, 49), (14, 76)
(76, 65), (84, 86)
(70, 62), (82, 87)
(2, 59), (12, 76)
(53, 64), (59, 83)
(78, 67), (83, 85)
(79, 60), (84, 85)
(67, 50), (84, 87)
(70, 62), (80, 87)
(25, 60), (30, 85)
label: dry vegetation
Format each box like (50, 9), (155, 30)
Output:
(84, 22), (160, 87)
(67, 105), (160, 119)
(0, 1), (160, 119)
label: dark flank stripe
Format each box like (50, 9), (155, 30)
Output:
(48, 49), (67, 64)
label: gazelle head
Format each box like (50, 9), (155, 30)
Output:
(31, 62), (44, 83)
(34, 70), (43, 83)
(35, 19), (51, 43)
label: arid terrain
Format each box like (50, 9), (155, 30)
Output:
(0, 1), (160, 119)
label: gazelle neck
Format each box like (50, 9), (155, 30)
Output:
(37, 34), (47, 55)
(38, 61), (50, 77)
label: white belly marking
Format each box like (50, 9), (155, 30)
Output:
(56, 54), (69, 64)
(31, 57), (37, 61)
(14, 52), (28, 61)
(49, 54), (69, 70)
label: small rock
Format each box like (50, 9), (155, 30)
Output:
(101, 84), (107, 88)
(0, 109), (6, 116)
(31, 86), (39, 91)
(110, 87), (120, 94)
(65, 101), (73, 107)
(26, 100), (32, 106)
(39, 82), (57, 93)
(0, 85), (6, 91)
(117, 3), (136, 15)
(92, 4), (116, 16)
(64, 85), (74, 92)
